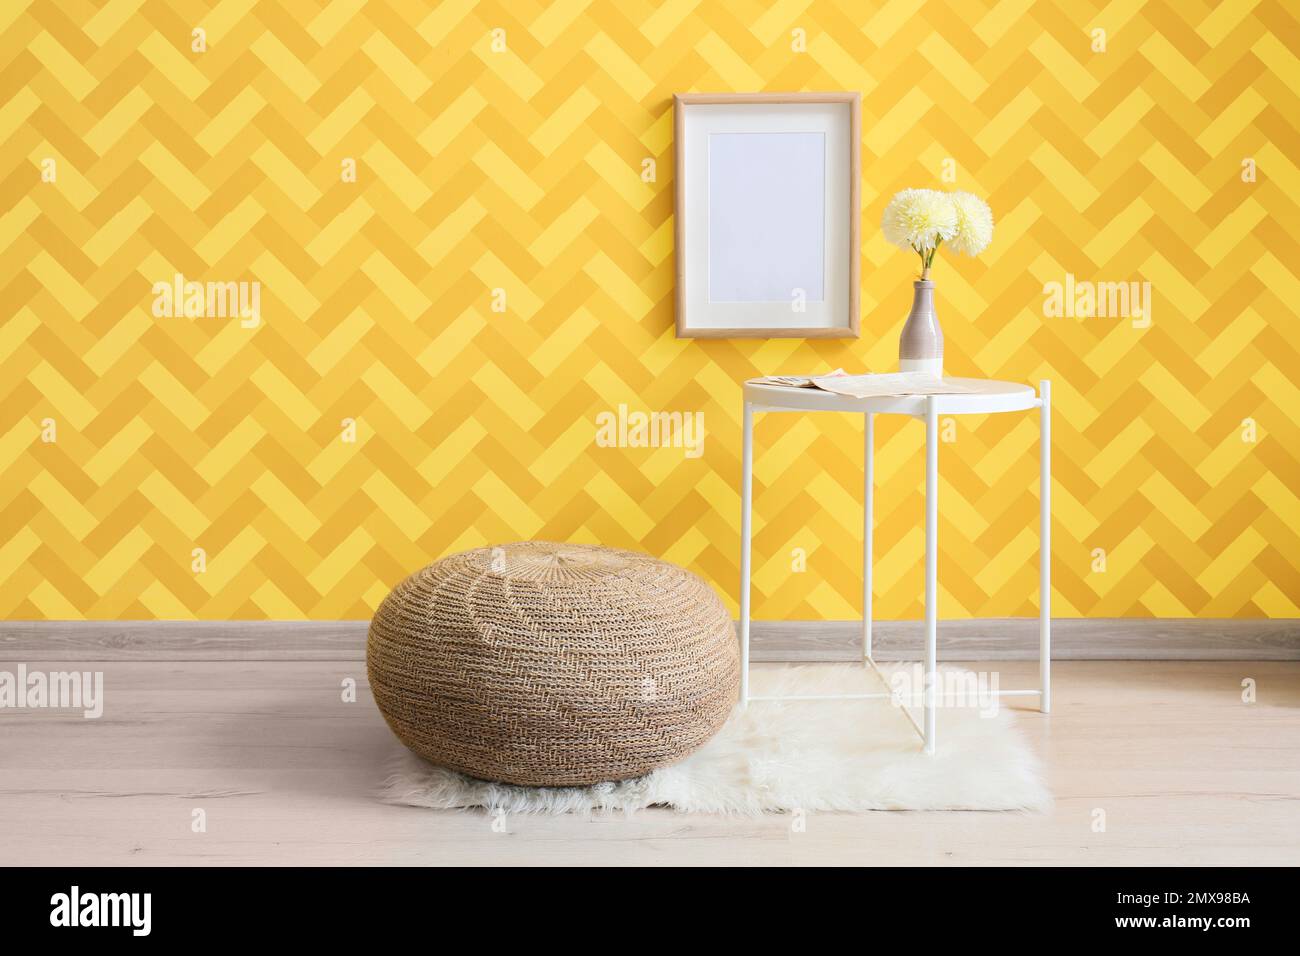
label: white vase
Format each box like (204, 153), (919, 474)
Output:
(898, 279), (943, 377)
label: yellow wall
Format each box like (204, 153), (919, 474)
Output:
(2, 0), (1298, 621)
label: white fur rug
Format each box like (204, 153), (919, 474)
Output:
(379, 664), (1051, 814)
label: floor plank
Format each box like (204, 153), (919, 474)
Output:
(1, 661), (1296, 866)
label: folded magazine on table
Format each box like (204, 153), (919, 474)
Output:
(751, 370), (977, 399)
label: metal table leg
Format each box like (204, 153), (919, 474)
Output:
(1039, 380), (1051, 714)
(740, 400), (753, 707)
(924, 396), (938, 754)
(863, 412), (874, 661)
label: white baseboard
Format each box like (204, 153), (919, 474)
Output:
(0, 618), (1296, 661)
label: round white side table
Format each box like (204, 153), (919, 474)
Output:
(739, 378), (1051, 754)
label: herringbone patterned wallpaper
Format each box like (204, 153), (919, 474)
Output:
(1, 0), (1297, 621)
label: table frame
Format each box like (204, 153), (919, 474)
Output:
(738, 379), (1051, 755)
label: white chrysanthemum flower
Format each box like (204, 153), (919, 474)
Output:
(881, 188), (958, 253)
(947, 191), (994, 256)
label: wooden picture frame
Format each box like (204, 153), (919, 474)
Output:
(674, 92), (861, 339)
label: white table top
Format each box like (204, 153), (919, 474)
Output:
(744, 377), (1039, 416)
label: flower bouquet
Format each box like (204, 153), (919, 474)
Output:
(881, 189), (993, 375)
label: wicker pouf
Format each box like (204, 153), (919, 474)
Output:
(367, 541), (740, 786)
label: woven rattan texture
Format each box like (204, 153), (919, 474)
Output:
(367, 541), (740, 786)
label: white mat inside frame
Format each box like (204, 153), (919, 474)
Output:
(380, 663), (1052, 815)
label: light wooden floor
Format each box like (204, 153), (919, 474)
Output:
(2, 660), (1297, 866)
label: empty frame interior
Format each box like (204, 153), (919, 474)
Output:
(707, 131), (826, 303)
